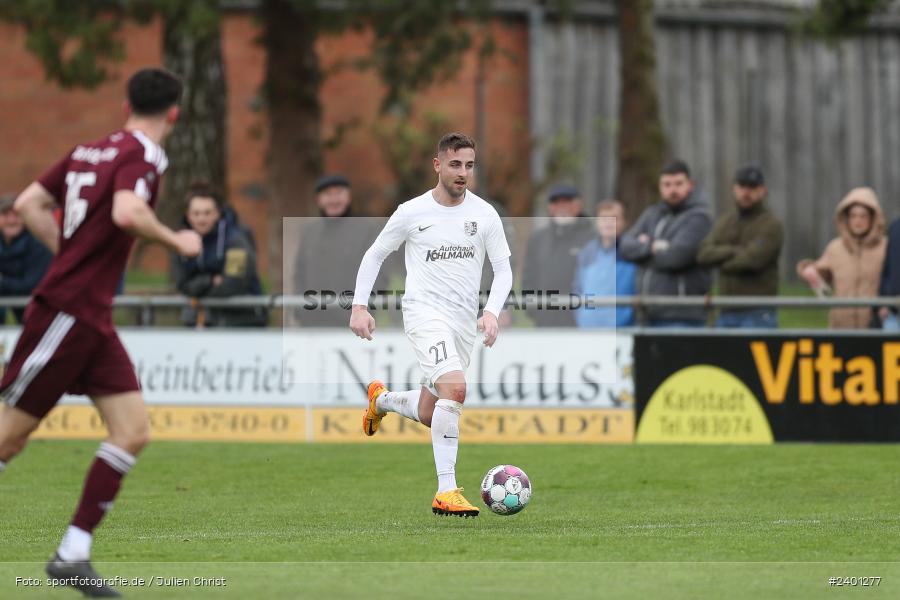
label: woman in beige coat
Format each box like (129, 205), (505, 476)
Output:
(797, 187), (886, 328)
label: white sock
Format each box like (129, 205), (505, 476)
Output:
(57, 525), (93, 562)
(0, 460), (5, 473)
(376, 389), (421, 423)
(431, 399), (461, 493)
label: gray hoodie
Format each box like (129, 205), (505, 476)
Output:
(619, 192), (713, 323)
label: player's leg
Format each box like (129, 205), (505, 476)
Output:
(367, 382), (443, 427)
(55, 327), (147, 562)
(430, 369), (478, 517)
(431, 370), (466, 491)
(430, 325), (479, 516)
(48, 333), (142, 598)
(415, 387), (438, 426)
(48, 392), (145, 599)
(93, 391), (151, 455)
(0, 303), (87, 469)
(0, 406), (41, 471)
(364, 382), (435, 434)
(362, 321), (453, 435)
(0, 304), (123, 596)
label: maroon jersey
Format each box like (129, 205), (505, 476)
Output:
(34, 129), (167, 333)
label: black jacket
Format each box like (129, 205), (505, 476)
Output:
(177, 208), (267, 327)
(0, 229), (52, 323)
(619, 192), (713, 323)
(880, 218), (900, 314)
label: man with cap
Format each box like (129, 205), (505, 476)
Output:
(314, 174), (352, 217)
(521, 184), (594, 327)
(697, 164), (784, 328)
(0, 194), (52, 323)
(292, 174), (388, 327)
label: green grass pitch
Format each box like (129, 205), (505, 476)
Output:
(2, 441), (900, 599)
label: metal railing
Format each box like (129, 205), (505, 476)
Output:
(0, 293), (896, 309)
(0, 293), (895, 327)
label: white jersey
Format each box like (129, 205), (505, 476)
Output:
(367, 190), (511, 334)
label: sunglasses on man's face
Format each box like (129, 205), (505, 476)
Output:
(549, 196), (577, 203)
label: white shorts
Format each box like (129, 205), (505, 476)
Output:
(406, 320), (475, 394)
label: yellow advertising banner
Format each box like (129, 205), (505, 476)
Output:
(31, 405), (307, 443)
(312, 408), (633, 444)
(25, 405), (633, 444)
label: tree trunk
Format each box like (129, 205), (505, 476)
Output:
(262, 0), (323, 292)
(160, 5), (227, 230)
(135, 4), (227, 279)
(474, 41), (489, 196)
(615, 0), (666, 220)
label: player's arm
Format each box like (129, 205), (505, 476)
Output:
(349, 242), (393, 340)
(479, 214), (513, 347)
(14, 182), (60, 254)
(349, 207), (408, 340)
(112, 191), (200, 257)
(479, 255), (512, 347)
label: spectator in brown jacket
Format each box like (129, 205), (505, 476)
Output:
(797, 187), (886, 329)
(698, 165), (783, 328)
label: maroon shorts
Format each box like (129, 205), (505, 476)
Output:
(0, 300), (140, 419)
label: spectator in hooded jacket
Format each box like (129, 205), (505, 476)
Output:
(176, 181), (266, 327)
(619, 160), (713, 326)
(0, 194), (52, 323)
(878, 217), (900, 331)
(572, 200), (636, 328)
(697, 165), (783, 328)
(797, 187), (886, 329)
(521, 184), (594, 327)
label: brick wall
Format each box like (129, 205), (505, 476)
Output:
(0, 13), (530, 278)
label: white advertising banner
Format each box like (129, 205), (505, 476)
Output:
(0, 328), (633, 409)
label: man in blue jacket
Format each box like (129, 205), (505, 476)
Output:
(0, 194), (52, 323)
(879, 217), (900, 331)
(572, 200), (636, 328)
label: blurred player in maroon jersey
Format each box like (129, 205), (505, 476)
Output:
(0, 68), (201, 598)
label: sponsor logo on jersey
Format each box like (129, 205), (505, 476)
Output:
(425, 244), (476, 261)
(464, 221), (478, 236)
(71, 145), (119, 165)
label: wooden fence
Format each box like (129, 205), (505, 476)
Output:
(531, 1), (900, 276)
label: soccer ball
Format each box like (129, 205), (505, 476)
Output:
(480, 465), (532, 515)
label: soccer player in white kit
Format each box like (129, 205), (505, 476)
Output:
(349, 133), (513, 517)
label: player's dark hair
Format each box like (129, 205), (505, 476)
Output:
(127, 68), (183, 116)
(661, 159), (691, 178)
(438, 132), (476, 155)
(185, 180), (224, 212)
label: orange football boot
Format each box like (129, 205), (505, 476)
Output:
(432, 488), (480, 517)
(362, 380), (387, 436)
